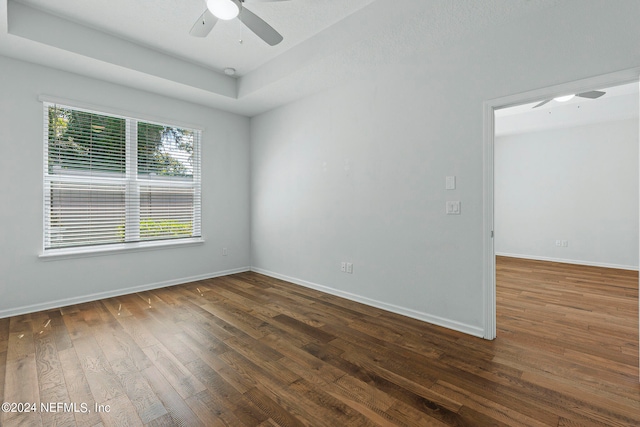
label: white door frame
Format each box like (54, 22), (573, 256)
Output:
(482, 67), (640, 341)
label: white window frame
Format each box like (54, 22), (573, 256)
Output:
(41, 101), (203, 259)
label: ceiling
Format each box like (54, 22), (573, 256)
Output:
(495, 82), (639, 136)
(9, 0), (376, 76)
(0, 0), (564, 116)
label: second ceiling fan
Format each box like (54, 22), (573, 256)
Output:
(190, 0), (290, 46)
(532, 90), (606, 108)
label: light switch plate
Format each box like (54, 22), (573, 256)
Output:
(446, 201), (461, 215)
(446, 176), (456, 190)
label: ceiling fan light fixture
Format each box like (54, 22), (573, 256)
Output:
(554, 94), (575, 103)
(207, 0), (240, 20)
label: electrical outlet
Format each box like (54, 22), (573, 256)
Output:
(446, 201), (461, 215)
(222, 247), (228, 256)
(346, 263), (353, 274)
(561, 240), (568, 247)
(341, 262), (346, 272)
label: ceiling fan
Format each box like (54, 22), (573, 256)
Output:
(532, 90), (606, 108)
(190, 0), (289, 46)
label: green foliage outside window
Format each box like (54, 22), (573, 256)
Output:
(48, 107), (194, 177)
(140, 219), (193, 238)
(116, 219), (193, 240)
(48, 107), (126, 173)
(138, 122), (194, 178)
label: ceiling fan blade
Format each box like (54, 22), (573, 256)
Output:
(189, 9), (218, 37)
(532, 99), (551, 109)
(576, 90), (606, 99)
(238, 7), (283, 46)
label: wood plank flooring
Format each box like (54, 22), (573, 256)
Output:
(0, 256), (638, 426)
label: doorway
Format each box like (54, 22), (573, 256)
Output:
(482, 70), (640, 373)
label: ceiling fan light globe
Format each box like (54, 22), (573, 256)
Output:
(554, 94), (575, 102)
(207, 0), (240, 20)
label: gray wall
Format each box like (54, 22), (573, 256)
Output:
(495, 119), (639, 270)
(250, 0), (640, 336)
(2, 0), (639, 337)
(0, 55), (251, 317)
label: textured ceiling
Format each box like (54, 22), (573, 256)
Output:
(0, 0), (569, 116)
(10, 0), (376, 76)
(496, 82), (639, 136)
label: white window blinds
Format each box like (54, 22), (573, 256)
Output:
(43, 103), (201, 251)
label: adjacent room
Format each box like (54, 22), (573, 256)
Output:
(493, 82), (639, 418)
(0, 0), (638, 426)
(495, 82), (639, 271)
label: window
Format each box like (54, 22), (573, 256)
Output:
(43, 102), (201, 254)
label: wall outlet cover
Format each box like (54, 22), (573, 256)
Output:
(446, 201), (461, 215)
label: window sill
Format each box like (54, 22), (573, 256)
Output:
(39, 238), (205, 261)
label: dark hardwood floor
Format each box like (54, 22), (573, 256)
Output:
(1, 256), (638, 426)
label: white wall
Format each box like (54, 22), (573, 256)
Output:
(0, 55), (251, 317)
(250, 0), (640, 337)
(495, 119), (639, 269)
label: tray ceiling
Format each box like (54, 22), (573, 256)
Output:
(0, 0), (568, 116)
(10, 0), (375, 75)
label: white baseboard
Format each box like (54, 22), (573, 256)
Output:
(251, 267), (485, 339)
(2, 264), (487, 339)
(495, 252), (639, 271)
(0, 266), (251, 319)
